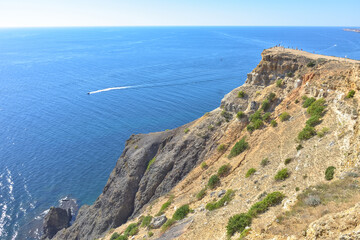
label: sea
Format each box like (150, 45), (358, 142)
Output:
(0, 27), (359, 239)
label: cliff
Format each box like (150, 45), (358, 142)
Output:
(54, 47), (360, 240)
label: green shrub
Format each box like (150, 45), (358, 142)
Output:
(247, 124), (255, 132)
(296, 144), (303, 151)
(287, 72), (294, 77)
(226, 213), (252, 236)
(276, 79), (283, 87)
(184, 128), (190, 134)
(306, 115), (321, 127)
(302, 97), (316, 108)
(275, 168), (289, 181)
(238, 90), (246, 98)
(249, 110), (262, 122)
(206, 189), (234, 211)
(218, 164), (231, 177)
(239, 228), (251, 239)
(279, 112), (290, 121)
(317, 127), (329, 137)
(325, 166), (336, 181)
(245, 168), (256, 178)
(253, 119), (263, 129)
(141, 215), (152, 228)
(148, 231), (154, 237)
(295, 187), (300, 191)
(217, 144), (227, 153)
(267, 92), (276, 102)
(124, 223), (138, 236)
(196, 188), (207, 200)
(298, 125), (316, 140)
(261, 99), (270, 111)
(110, 233), (120, 240)
(270, 120), (277, 127)
(346, 90), (355, 98)
(307, 61), (316, 67)
(249, 192), (285, 216)
(307, 98), (326, 116)
(208, 175), (220, 189)
(262, 112), (271, 122)
(115, 235), (128, 240)
(248, 200), (268, 217)
(284, 158), (292, 165)
(156, 199), (172, 216)
(295, 99), (299, 104)
(201, 162), (208, 169)
(147, 157), (156, 171)
(228, 137), (249, 158)
(161, 218), (176, 232)
(261, 158), (270, 167)
(237, 111), (245, 119)
(173, 204), (190, 220)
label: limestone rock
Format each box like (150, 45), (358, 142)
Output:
(42, 207), (71, 239)
(150, 215), (167, 229)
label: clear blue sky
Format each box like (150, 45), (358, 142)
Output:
(0, 0), (359, 27)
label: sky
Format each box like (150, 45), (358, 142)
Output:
(0, 0), (359, 28)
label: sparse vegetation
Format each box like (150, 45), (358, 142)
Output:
(306, 115), (321, 127)
(307, 61), (316, 67)
(307, 98), (326, 116)
(287, 72), (294, 77)
(284, 158), (292, 165)
(147, 157), (156, 171)
(161, 218), (176, 232)
(206, 189), (234, 211)
(173, 204), (190, 220)
(110, 233), (120, 240)
(247, 124), (255, 132)
(346, 90), (355, 98)
(238, 90), (246, 98)
(184, 128), (190, 134)
(201, 162), (208, 169)
(217, 144), (227, 153)
(302, 97), (316, 108)
(249, 110), (262, 122)
(237, 111), (245, 119)
(325, 166), (336, 180)
(226, 213), (252, 236)
(317, 127), (329, 137)
(295, 187), (300, 191)
(261, 158), (270, 167)
(253, 119), (263, 129)
(262, 112), (271, 122)
(296, 144), (303, 151)
(218, 164), (231, 177)
(221, 110), (232, 122)
(298, 125), (316, 140)
(279, 112), (290, 121)
(141, 215), (152, 228)
(228, 137), (249, 158)
(124, 223), (139, 237)
(275, 168), (289, 181)
(196, 188), (207, 200)
(271, 119), (277, 127)
(156, 196), (174, 216)
(276, 79), (283, 87)
(208, 175), (220, 189)
(208, 125), (214, 131)
(261, 99), (270, 111)
(245, 168), (256, 178)
(268, 92), (276, 102)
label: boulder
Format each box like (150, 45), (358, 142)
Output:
(149, 215), (167, 229)
(42, 207), (71, 239)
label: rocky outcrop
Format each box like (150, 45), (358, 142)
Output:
(149, 215), (167, 229)
(42, 207), (71, 239)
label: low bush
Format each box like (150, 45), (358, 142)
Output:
(141, 215), (152, 228)
(275, 168), (289, 181)
(217, 144), (227, 153)
(196, 188), (207, 200)
(156, 197), (173, 216)
(306, 115), (321, 127)
(184, 128), (190, 134)
(307, 61), (316, 67)
(304, 195), (321, 206)
(253, 119), (263, 129)
(226, 213), (252, 236)
(218, 164), (231, 177)
(237, 111), (245, 119)
(247, 124), (255, 132)
(147, 157), (156, 171)
(325, 166), (336, 181)
(287, 72), (294, 77)
(124, 223), (138, 236)
(307, 98), (326, 116)
(208, 175), (220, 189)
(284, 158), (292, 165)
(262, 112), (271, 122)
(317, 127), (329, 138)
(302, 97), (316, 108)
(270, 120), (277, 127)
(261, 99), (270, 111)
(201, 162), (208, 169)
(261, 158), (270, 167)
(161, 218), (176, 232)
(249, 110), (262, 122)
(221, 110), (232, 122)
(228, 137), (249, 158)
(346, 90), (355, 98)
(276, 79), (283, 87)
(298, 125), (316, 140)
(206, 189), (234, 211)
(238, 90), (246, 98)
(296, 144), (303, 151)
(110, 233), (120, 240)
(279, 112), (290, 121)
(245, 168), (256, 178)
(173, 204), (190, 220)
(115, 235), (128, 240)
(267, 92), (276, 102)
(148, 231), (154, 237)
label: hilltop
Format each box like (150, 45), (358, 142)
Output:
(52, 47), (360, 240)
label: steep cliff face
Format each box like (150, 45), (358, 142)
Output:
(56, 48), (360, 240)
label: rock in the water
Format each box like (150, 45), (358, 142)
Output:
(42, 207), (71, 239)
(150, 215), (167, 229)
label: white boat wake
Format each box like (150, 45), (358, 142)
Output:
(88, 86), (135, 94)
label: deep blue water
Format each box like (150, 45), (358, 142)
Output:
(0, 27), (359, 239)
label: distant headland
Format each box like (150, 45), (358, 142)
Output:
(344, 28), (360, 33)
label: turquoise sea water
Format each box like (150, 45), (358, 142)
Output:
(0, 27), (359, 239)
